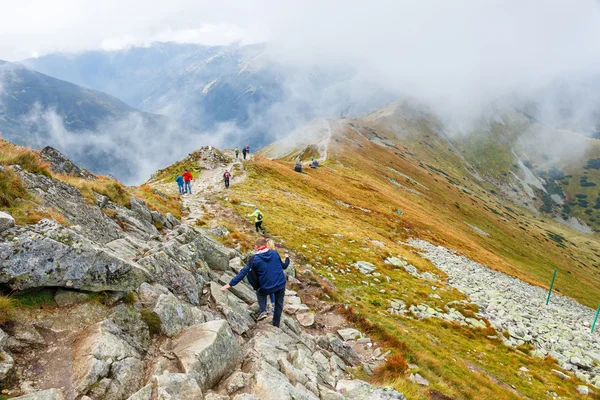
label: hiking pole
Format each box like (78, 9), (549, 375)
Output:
(546, 269), (557, 305)
(592, 305), (600, 333)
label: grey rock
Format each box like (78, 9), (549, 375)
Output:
(233, 394), (262, 400)
(126, 385), (152, 400)
(11, 389), (67, 400)
(154, 373), (204, 399)
(137, 282), (170, 308)
(153, 293), (206, 337)
(73, 307), (150, 399)
(225, 371), (253, 394)
(385, 257), (406, 267)
(577, 385), (590, 395)
(318, 385), (345, 400)
(409, 373), (429, 386)
(219, 272), (256, 304)
(296, 311), (315, 327)
(0, 220), (150, 292)
(40, 146), (96, 180)
(0, 211), (15, 232)
(354, 261), (376, 274)
(166, 213), (180, 228)
(205, 393), (229, 400)
(251, 360), (318, 400)
(54, 289), (89, 307)
(196, 230), (235, 271)
(13, 166), (121, 244)
(0, 350), (14, 385)
(210, 282), (254, 335)
(326, 333), (361, 366)
(171, 320), (242, 392)
(337, 328), (363, 341)
(335, 380), (406, 400)
(552, 369), (571, 380)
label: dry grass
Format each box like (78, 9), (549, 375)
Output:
(132, 185), (182, 219)
(222, 133), (600, 399)
(0, 295), (16, 324)
(58, 174), (131, 207)
(0, 140), (51, 177)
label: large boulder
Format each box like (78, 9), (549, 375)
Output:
(171, 320), (242, 392)
(326, 334), (361, 366)
(0, 220), (150, 292)
(196, 230), (235, 271)
(0, 211), (15, 232)
(152, 293), (205, 337)
(13, 166), (121, 244)
(209, 282), (255, 335)
(72, 307), (150, 399)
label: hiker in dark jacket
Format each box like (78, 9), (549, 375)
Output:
(221, 238), (290, 326)
(223, 170), (231, 189)
(242, 147), (247, 160)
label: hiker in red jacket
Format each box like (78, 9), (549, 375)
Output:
(223, 170), (231, 189)
(183, 170), (193, 194)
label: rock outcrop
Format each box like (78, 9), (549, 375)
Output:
(40, 147), (96, 180)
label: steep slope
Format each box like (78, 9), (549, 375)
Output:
(203, 113), (600, 398)
(0, 140), (405, 400)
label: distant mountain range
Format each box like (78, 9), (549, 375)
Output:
(0, 59), (143, 142)
(23, 43), (395, 143)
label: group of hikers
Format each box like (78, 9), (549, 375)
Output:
(175, 170), (194, 195)
(221, 237), (290, 326)
(235, 145), (251, 160)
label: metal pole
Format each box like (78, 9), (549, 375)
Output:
(592, 305), (600, 333)
(546, 269), (557, 305)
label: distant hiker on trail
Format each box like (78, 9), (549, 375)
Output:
(242, 147), (247, 160)
(175, 174), (185, 195)
(248, 207), (265, 233)
(235, 147), (240, 159)
(245, 145), (250, 154)
(223, 170), (231, 189)
(183, 170), (193, 194)
(221, 237), (290, 326)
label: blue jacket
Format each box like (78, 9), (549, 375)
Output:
(175, 175), (184, 185)
(230, 249), (290, 293)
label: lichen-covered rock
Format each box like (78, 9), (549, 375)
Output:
(13, 166), (121, 244)
(251, 360), (318, 400)
(125, 385), (152, 400)
(326, 334), (361, 366)
(11, 388), (67, 400)
(152, 293), (205, 337)
(218, 272), (256, 304)
(153, 373), (204, 399)
(40, 147), (96, 180)
(209, 282), (255, 335)
(171, 320), (242, 391)
(0, 211), (15, 232)
(73, 307), (150, 399)
(196, 230), (235, 271)
(0, 220), (150, 292)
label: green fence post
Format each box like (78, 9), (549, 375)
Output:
(546, 269), (557, 305)
(592, 306), (600, 333)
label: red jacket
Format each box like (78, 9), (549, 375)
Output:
(183, 172), (193, 182)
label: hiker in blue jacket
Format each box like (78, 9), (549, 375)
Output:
(175, 174), (185, 195)
(221, 237), (290, 326)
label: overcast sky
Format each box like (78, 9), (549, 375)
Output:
(1, 0), (600, 117)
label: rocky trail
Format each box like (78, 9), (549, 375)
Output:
(0, 148), (406, 399)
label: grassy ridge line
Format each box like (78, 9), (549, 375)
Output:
(225, 139), (598, 398)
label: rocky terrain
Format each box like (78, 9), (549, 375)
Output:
(0, 148), (405, 399)
(408, 239), (599, 393)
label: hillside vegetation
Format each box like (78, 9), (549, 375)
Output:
(218, 116), (600, 399)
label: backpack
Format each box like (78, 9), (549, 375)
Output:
(246, 255), (260, 290)
(256, 212), (263, 221)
